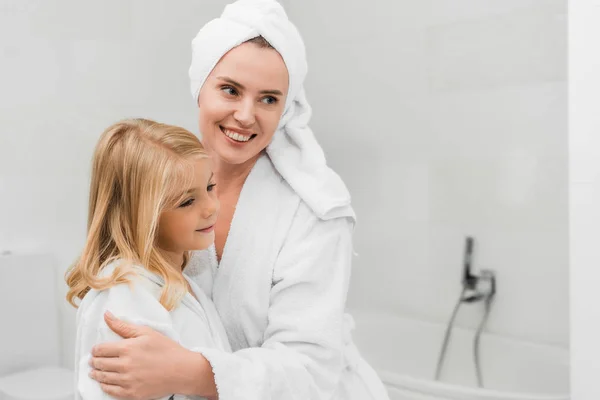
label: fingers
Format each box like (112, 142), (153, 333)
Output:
(92, 341), (125, 358)
(99, 382), (129, 399)
(90, 369), (126, 387)
(104, 311), (145, 339)
(90, 355), (125, 373)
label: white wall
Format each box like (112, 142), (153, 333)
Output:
(0, 0), (233, 367)
(287, 0), (568, 348)
(569, 0), (600, 398)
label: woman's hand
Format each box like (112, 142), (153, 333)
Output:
(89, 311), (216, 399)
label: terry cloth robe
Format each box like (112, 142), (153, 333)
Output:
(74, 261), (232, 400)
(184, 154), (390, 400)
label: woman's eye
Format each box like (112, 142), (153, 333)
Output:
(222, 86), (238, 96)
(179, 198), (195, 208)
(207, 183), (217, 192)
(262, 96), (277, 105)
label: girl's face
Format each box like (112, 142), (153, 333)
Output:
(157, 158), (219, 258)
(197, 42), (289, 167)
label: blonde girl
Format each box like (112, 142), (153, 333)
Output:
(66, 118), (230, 400)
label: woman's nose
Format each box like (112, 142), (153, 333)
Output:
(233, 98), (256, 127)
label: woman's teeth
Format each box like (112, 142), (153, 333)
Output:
(222, 127), (252, 142)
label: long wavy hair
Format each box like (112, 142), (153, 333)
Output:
(65, 118), (207, 310)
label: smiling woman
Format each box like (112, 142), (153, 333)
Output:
(197, 42), (290, 165)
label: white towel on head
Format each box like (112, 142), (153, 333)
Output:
(189, 0), (355, 221)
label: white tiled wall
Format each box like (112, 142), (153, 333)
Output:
(428, 9), (565, 91)
(287, 0), (568, 347)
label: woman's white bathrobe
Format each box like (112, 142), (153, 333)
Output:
(74, 262), (232, 400)
(186, 1), (389, 397)
(184, 154), (390, 400)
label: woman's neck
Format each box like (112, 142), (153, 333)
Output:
(210, 152), (261, 195)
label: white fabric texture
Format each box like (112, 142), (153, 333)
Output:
(73, 262), (231, 400)
(184, 155), (390, 400)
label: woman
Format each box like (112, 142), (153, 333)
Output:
(88, 1), (389, 399)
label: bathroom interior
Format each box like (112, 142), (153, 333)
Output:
(0, 0), (569, 399)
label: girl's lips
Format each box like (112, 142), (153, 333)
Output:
(196, 224), (215, 233)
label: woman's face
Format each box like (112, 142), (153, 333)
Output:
(197, 42), (289, 167)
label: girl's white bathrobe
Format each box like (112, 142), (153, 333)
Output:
(74, 262), (232, 400)
(184, 154), (390, 400)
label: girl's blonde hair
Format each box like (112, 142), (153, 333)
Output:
(66, 118), (207, 310)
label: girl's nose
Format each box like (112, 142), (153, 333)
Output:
(201, 196), (219, 219)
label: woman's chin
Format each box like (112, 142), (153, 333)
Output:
(215, 145), (262, 166)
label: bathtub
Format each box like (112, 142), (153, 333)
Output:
(349, 310), (569, 400)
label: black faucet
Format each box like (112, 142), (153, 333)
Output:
(461, 236), (496, 304)
(462, 236), (477, 290)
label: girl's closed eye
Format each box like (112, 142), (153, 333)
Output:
(179, 198), (195, 208)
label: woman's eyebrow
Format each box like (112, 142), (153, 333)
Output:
(217, 76), (283, 96)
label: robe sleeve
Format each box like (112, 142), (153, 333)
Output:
(75, 275), (180, 400)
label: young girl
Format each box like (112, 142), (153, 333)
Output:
(65, 118), (231, 400)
